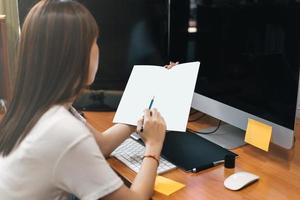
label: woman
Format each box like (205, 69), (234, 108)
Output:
(0, 0), (172, 199)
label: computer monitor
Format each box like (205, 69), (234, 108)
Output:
(190, 1), (300, 149)
(169, 0), (190, 62)
(78, 0), (169, 90)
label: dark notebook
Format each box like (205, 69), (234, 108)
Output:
(160, 131), (238, 172)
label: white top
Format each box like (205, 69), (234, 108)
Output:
(0, 105), (123, 200)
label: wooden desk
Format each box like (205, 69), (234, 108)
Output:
(85, 112), (300, 200)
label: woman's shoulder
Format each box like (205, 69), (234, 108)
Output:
(9, 105), (93, 169)
(32, 105), (91, 145)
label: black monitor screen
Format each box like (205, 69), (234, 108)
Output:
(79, 0), (169, 90)
(194, 1), (300, 130)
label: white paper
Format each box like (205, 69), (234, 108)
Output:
(113, 62), (200, 131)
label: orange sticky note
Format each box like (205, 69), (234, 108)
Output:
(154, 176), (185, 196)
(245, 119), (272, 151)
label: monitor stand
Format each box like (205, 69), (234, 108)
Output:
(195, 123), (246, 149)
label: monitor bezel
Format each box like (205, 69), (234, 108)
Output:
(191, 81), (299, 149)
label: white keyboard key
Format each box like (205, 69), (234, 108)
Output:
(111, 138), (176, 174)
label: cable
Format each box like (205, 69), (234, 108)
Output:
(188, 113), (206, 122)
(189, 110), (198, 116)
(187, 120), (222, 135)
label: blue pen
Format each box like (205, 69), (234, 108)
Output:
(140, 96), (155, 132)
(148, 96), (155, 110)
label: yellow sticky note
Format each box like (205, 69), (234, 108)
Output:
(245, 119), (272, 151)
(154, 176), (185, 196)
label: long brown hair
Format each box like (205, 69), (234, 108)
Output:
(0, 0), (99, 156)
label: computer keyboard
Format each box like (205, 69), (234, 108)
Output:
(111, 138), (176, 174)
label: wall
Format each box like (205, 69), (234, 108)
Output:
(0, 15), (10, 100)
(0, 0), (20, 90)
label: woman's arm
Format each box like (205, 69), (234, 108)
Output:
(102, 109), (166, 200)
(87, 62), (177, 157)
(86, 122), (135, 158)
(102, 146), (161, 200)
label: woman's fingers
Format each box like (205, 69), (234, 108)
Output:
(165, 61), (179, 69)
(137, 117), (143, 133)
(151, 108), (158, 119)
(144, 109), (151, 120)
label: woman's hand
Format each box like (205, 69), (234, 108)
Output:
(126, 124), (137, 133)
(137, 108), (166, 152)
(164, 61), (179, 69)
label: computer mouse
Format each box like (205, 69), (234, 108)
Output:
(224, 171), (259, 191)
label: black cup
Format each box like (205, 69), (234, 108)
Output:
(224, 154), (235, 168)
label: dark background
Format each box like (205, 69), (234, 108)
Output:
(18, 0), (300, 129)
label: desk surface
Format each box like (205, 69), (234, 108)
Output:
(85, 111), (300, 200)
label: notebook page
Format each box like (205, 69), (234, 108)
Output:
(113, 62), (200, 131)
